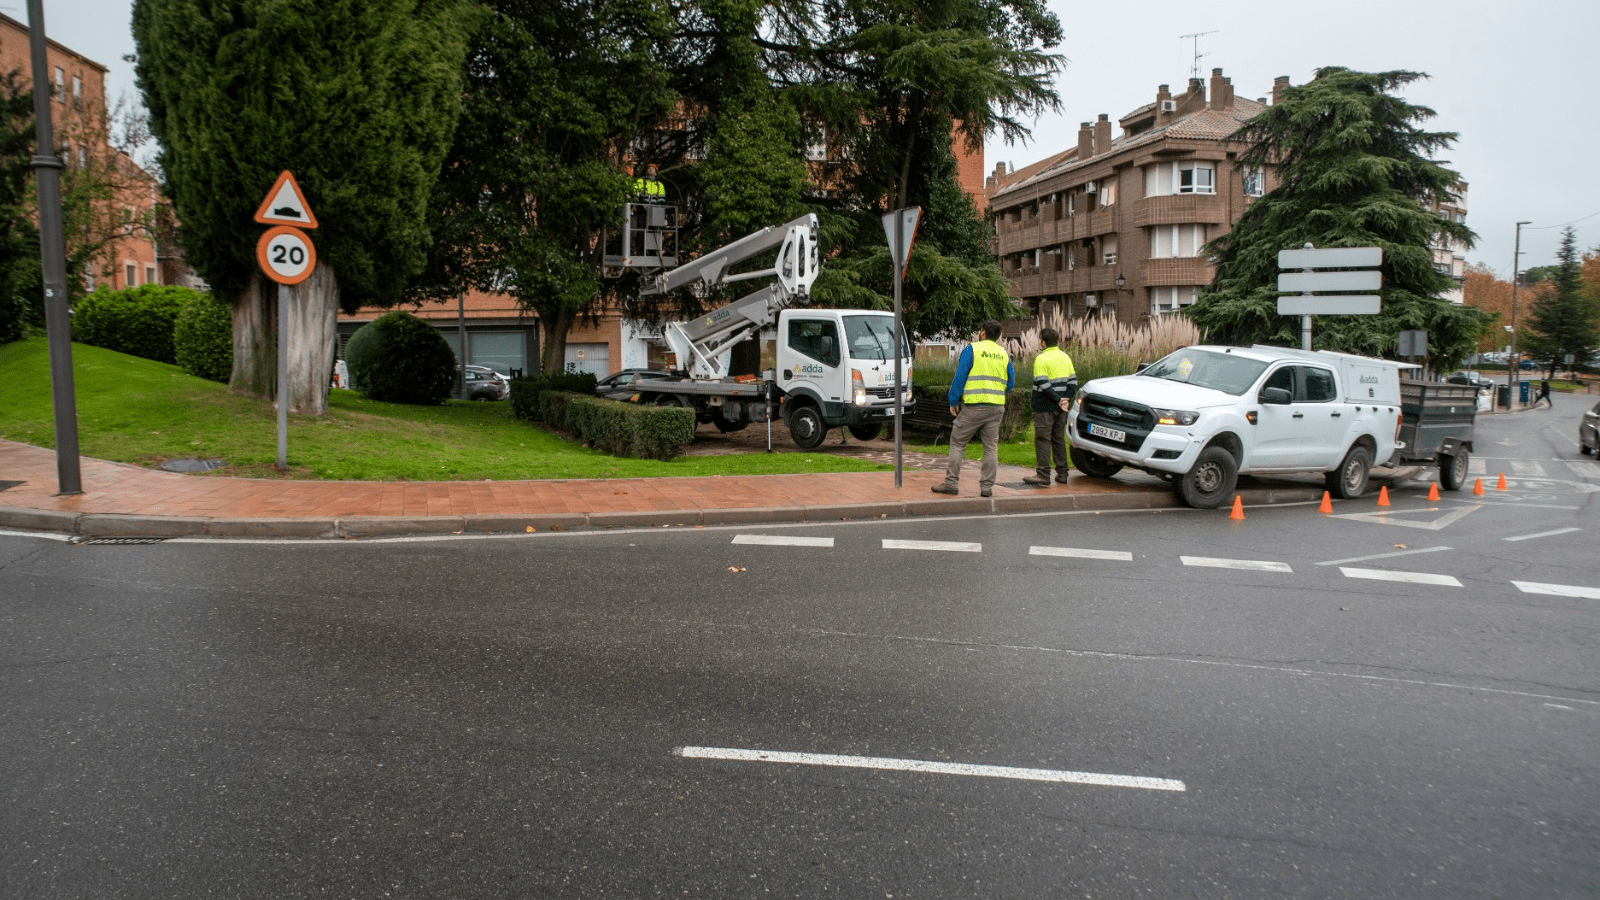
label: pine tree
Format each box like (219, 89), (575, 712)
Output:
(1186, 67), (1490, 367)
(0, 71), (41, 343)
(1520, 227), (1600, 374)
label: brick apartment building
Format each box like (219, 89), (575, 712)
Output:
(0, 13), (163, 291)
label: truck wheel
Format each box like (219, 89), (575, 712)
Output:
(1326, 445), (1372, 499)
(651, 394), (682, 407)
(713, 416), (747, 433)
(1069, 446), (1124, 479)
(788, 405), (828, 449)
(1177, 445), (1237, 509)
(848, 423), (883, 441)
(1439, 451), (1469, 491)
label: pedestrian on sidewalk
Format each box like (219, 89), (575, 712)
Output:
(932, 320), (1014, 498)
(1023, 328), (1077, 487)
(1534, 377), (1552, 408)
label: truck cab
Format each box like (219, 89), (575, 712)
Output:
(776, 311), (913, 447)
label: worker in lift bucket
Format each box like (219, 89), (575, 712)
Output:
(633, 163), (666, 202)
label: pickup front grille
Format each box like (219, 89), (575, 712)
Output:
(1076, 393), (1154, 452)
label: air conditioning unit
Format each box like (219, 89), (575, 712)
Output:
(1160, 100), (1176, 113)
(1084, 180), (1098, 193)
(1084, 295), (1099, 308)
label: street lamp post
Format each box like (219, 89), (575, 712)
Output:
(1507, 220), (1531, 408)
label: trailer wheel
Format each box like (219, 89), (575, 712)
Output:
(1069, 446), (1124, 479)
(788, 405), (828, 449)
(848, 423), (883, 441)
(1439, 451), (1469, 491)
(1176, 445), (1237, 509)
(1326, 445), (1372, 499)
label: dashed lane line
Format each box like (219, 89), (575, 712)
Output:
(731, 534), (834, 548)
(1339, 567), (1462, 587)
(1512, 581), (1600, 601)
(1504, 528), (1581, 542)
(883, 538), (982, 553)
(1181, 556), (1293, 573)
(675, 746), (1186, 792)
(1317, 546), (1452, 566)
(1030, 546), (1134, 561)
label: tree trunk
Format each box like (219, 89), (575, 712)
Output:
(229, 266), (339, 415)
(539, 304), (576, 374)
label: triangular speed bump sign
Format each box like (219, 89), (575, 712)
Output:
(253, 170), (318, 229)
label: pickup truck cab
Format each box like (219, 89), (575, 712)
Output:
(1066, 345), (1408, 508)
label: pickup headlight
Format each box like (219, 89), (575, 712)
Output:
(1151, 407), (1199, 426)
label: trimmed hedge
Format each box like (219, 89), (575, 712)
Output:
(910, 383), (1032, 441)
(523, 389), (694, 460)
(173, 290), (233, 382)
(70, 284), (202, 364)
(508, 371), (597, 421)
(345, 310), (456, 405)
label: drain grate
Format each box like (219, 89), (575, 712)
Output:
(160, 458), (226, 473)
(80, 537), (169, 545)
(0, 480), (21, 492)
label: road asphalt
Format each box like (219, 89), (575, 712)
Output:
(0, 402), (1540, 540)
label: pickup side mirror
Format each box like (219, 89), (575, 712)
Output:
(1259, 386), (1293, 405)
(1134, 362), (1151, 373)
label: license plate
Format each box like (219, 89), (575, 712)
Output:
(1088, 422), (1126, 443)
(883, 407), (897, 416)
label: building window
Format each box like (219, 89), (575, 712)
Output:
(1066, 193), (1075, 217)
(1149, 224), (1206, 258)
(1145, 161), (1216, 196)
(1101, 234), (1118, 266)
(145, 266), (156, 284)
(71, 74), (83, 107)
(53, 67), (63, 101)
(1150, 285), (1200, 315)
(1242, 166), (1264, 197)
(124, 263), (136, 286)
(1099, 181), (1117, 207)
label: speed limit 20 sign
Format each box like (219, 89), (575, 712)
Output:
(256, 225), (317, 285)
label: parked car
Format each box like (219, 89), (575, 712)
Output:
(453, 365), (509, 401)
(1581, 400), (1600, 457)
(1446, 371), (1493, 392)
(595, 368), (676, 401)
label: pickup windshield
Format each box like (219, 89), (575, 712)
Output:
(1140, 349), (1270, 395)
(842, 315), (908, 361)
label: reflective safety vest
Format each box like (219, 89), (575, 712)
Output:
(1032, 346), (1078, 401)
(961, 339), (1011, 405)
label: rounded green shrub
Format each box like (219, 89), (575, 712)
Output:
(70, 284), (200, 364)
(345, 310), (456, 405)
(174, 290), (233, 382)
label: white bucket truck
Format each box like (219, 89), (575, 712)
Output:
(625, 214), (913, 449)
(1066, 345), (1420, 508)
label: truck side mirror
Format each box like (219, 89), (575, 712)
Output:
(1259, 386), (1292, 405)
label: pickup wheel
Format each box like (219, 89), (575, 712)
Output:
(1439, 451), (1469, 491)
(1326, 445), (1373, 499)
(1176, 445), (1238, 509)
(848, 423), (883, 441)
(788, 405), (828, 449)
(1069, 446), (1124, 479)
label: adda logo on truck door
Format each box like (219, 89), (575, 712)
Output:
(797, 364), (825, 376)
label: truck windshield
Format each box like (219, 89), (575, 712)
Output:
(842, 315), (908, 361)
(1140, 349), (1270, 395)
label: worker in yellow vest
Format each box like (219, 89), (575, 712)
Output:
(932, 320), (1014, 498)
(1024, 327), (1078, 486)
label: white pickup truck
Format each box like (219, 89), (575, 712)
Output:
(1066, 345), (1416, 508)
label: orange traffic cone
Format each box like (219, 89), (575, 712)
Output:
(1427, 482), (1440, 502)
(1472, 478), (1484, 495)
(1229, 495), (1245, 520)
(1318, 491), (1333, 514)
(1496, 472), (1508, 491)
(1377, 485), (1390, 507)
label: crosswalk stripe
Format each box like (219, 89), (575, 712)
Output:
(883, 538), (982, 553)
(1182, 556), (1293, 572)
(732, 534), (834, 548)
(1511, 460), (1548, 477)
(1340, 567), (1461, 587)
(1030, 546), (1134, 561)
(1564, 461), (1600, 480)
(1512, 581), (1600, 600)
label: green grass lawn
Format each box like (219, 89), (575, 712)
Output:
(0, 339), (888, 481)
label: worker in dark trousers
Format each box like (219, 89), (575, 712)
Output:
(1023, 327), (1077, 486)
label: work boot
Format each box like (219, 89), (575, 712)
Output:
(1056, 473), (1072, 483)
(1022, 473), (1051, 486)
(930, 484), (959, 495)
(980, 486), (993, 498)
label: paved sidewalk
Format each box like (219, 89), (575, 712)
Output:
(0, 438), (1336, 539)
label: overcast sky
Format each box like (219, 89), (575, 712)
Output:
(37, 0), (1600, 277)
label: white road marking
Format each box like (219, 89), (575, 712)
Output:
(675, 746), (1186, 792)
(1317, 546), (1451, 566)
(1512, 460), (1548, 477)
(1330, 505), (1480, 531)
(1181, 556), (1293, 572)
(1503, 527), (1581, 542)
(732, 534), (834, 548)
(883, 538), (982, 553)
(1030, 546), (1134, 561)
(1512, 581), (1600, 601)
(1544, 703), (1575, 711)
(0, 529), (73, 542)
(1340, 567), (1461, 587)
(1564, 461), (1600, 480)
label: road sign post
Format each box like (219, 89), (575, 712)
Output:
(253, 172), (318, 472)
(1275, 245), (1384, 350)
(882, 208), (920, 487)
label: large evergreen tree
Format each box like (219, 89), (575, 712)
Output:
(132, 0), (477, 411)
(1186, 67), (1490, 367)
(1519, 227), (1600, 374)
(0, 71), (41, 344)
